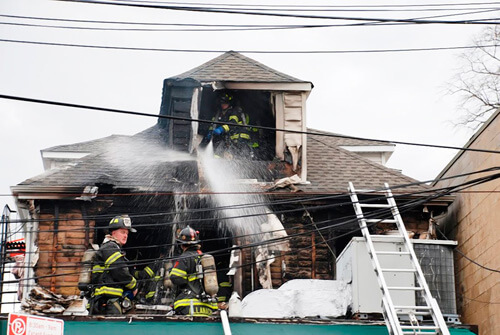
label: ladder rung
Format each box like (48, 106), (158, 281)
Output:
(352, 188), (384, 193)
(396, 311), (431, 316)
(380, 268), (416, 273)
(359, 204), (392, 208)
(350, 183), (448, 335)
(394, 305), (432, 310)
(401, 325), (439, 330)
(365, 219), (397, 223)
(374, 251), (410, 255)
(387, 286), (424, 291)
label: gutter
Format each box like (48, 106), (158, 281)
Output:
(11, 186), (98, 201)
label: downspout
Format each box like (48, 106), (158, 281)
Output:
(50, 203), (59, 292)
(21, 200), (38, 300)
(300, 91), (308, 182)
(311, 232), (316, 279)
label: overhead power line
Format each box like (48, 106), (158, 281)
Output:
(2, 168), (498, 287)
(59, 0), (500, 25)
(1, 5), (498, 32)
(2, 7), (498, 32)
(120, 1), (500, 9)
(7, 168), (500, 236)
(1, 94), (499, 155)
(3, 38), (500, 54)
(4, 174), (498, 284)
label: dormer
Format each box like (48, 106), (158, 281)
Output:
(158, 51), (313, 182)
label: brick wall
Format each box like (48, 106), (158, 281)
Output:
(36, 207), (95, 296)
(434, 111), (500, 335)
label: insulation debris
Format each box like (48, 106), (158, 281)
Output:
(22, 286), (77, 315)
(269, 174), (302, 192)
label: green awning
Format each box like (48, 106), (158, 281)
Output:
(0, 319), (475, 335)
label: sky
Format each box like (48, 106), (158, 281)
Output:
(0, 0), (494, 210)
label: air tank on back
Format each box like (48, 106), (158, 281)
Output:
(78, 249), (97, 291)
(201, 254), (218, 297)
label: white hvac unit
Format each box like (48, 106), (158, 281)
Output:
(337, 236), (457, 317)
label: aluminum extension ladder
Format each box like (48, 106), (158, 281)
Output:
(348, 182), (450, 335)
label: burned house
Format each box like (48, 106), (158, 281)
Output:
(4, 51), (474, 334)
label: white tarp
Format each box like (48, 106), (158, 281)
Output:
(240, 279), (351, 318)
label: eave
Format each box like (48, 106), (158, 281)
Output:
(10, 186), (90, 200)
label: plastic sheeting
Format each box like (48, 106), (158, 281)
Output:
(240, 279), (352, 319)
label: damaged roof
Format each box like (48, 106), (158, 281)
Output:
(14, 125), (427, 197)
(300, 132), (428, 194)
(12, 126), (199, 196)
(171, 51), (311, 84)
(42, 135), (130, 153)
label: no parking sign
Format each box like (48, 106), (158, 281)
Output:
(8, 313), (64, 335)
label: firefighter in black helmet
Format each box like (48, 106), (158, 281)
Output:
(89, 215), (138, 315)
(169, 226), (218, 316)
(207, 92), (252, 158)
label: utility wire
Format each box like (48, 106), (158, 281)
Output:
(6, 166), (500, 229)
(0, 219), (375, 285)
(3, 7), (498, 32)
(9, 173), (496, 259)
(2, 175), (494, 285)
(15, 206), (380, 257)
(2, 38), (500, 54)
(7, 199), (430, 284)
(4, 181), (463, 234)
(102, 0), (500, 12)
(118, 1), (500, 9)
(437, 228), (500, 274)
(60, 0), (500, 25)
(4, 181), (454, 262)
(1, 94), (499, 155)
(2, 178), (479, 285)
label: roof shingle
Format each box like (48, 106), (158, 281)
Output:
(171, 51), (309, 83)
(18, 125), (427, 194)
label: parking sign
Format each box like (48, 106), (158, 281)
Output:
(8, 313), (64, 335)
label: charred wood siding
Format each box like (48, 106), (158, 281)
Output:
(239, 214), (334, 297)
(159, 79), (200, 152)
(284, 221), (332, 281)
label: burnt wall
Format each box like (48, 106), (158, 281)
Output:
(36, 202), (95, 296)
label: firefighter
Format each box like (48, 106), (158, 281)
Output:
(90, 215), (138, 315)
(216, 260), (233, 310)
(207, 92), (252, 158)
(169, 226), (218, 316)
(134, 258), (164, 304)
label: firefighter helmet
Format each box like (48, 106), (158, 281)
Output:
(176, 226), (200, 245)
(218, 92), (233, 104)
(108, 214), (137, 233)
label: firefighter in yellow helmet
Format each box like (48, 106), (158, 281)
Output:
(89, 215), (138, 315)
(169, 226), (218, 316)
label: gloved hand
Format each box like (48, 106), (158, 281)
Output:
(205, 132), (212, 141)
(213, 126), (224, 136)
(124, 290), (135, 300)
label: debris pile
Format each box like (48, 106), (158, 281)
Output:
(21, 286), (77, 315)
